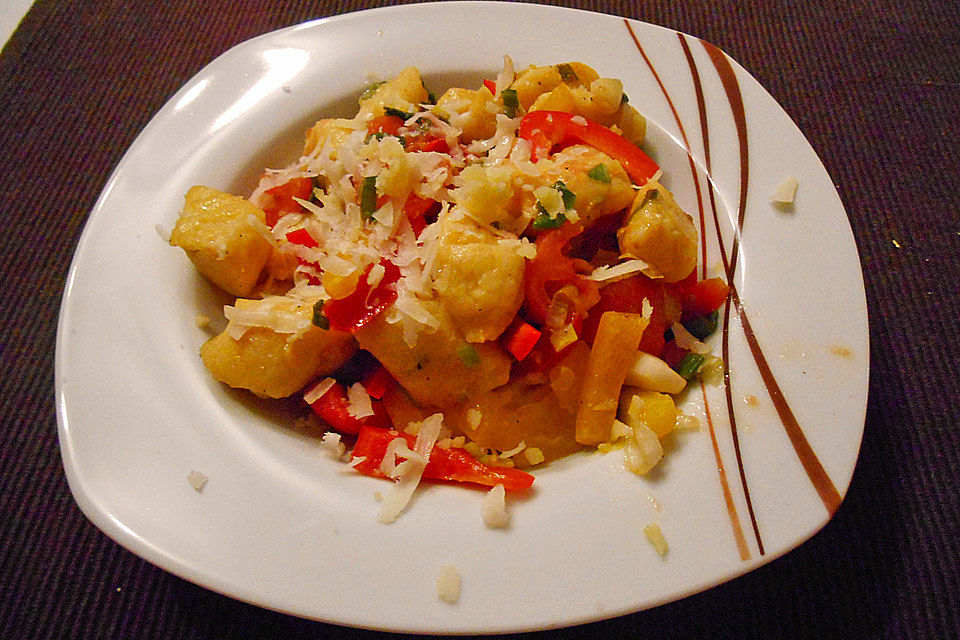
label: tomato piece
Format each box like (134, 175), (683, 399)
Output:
(284, 228), (318, 248)
(261, 176), (313, 228)
(321, 260), (401, 333)
(367, 115), (405, 137)
(523, 223), (599, 326)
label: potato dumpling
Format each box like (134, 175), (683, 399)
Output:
(444, 342), (591, 464)
(450, 163), (528, 234)
(357, 66), (429, 119)
(354, 299), (512, 408)
(431, 213), (525, 342)
(170, 186), (273, 297)
(617, 182), (698, 282)
(304, 118), (359, 157)
(201, 297), (357, 399)
(435, 86), (498, 142)
(533, 145), (635, 228)
(510, 62), (599, 111)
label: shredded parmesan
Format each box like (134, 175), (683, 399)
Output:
(481, 484), (510, 528)
(303, 377), (336, 405)
(187, 470), (208, 492)
(436, 565), (462, 604)
(643, 523), (669, 557)
(588, 259), (655, 282)
(376, 414), (444, 524)
(772, 176), (798, 205)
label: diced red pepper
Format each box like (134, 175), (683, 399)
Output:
(523, 223), (599, 325)
(404, 135), (449, 154)
(517, 111), (660, 185)
(351, 426), (535, 491)
(681, 277), (731, 315)
(321, 260), (401, 333)
(500, 319), (542, 361)
(307, 382), (390, 435)
(361, 365), (396, 400)
(284, 227), (319, 248)
(367, 115), (405, 137)
(402, 193), (440, 236)
(483, 78), (497, 94)
(581, 273), (682, 357)
(261, 176), (314, 228)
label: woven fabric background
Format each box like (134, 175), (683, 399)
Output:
(1, 0), (958, 638)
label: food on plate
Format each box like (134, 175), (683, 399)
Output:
(169, 58), (729, 515)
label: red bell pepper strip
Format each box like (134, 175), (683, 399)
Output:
(307, 382), (390, 435)
(360, 365), (396, 400)
(517, 110), (660, 185)
(261, 176), (314, 228)
(367, 115), (405, 137)
(523, 223), (599, 325)
(483, 78), (497, 94)
(321, 260), (401, 333)
(351, 426), (535, 491)
(284, 227), (319, 248)
(500, 319), (542, 361)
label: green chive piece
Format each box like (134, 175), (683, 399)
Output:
(553, 180), (576, 209)
(312, 300), (330, 330)
(557, 63), (579, 84)
(501, 88), (519, 118)
(531, 211), (567, 231)
(360, 176), (378, 219)
(383, 106), (414, 120)
(360, 81), (385, 102)
(620, 92), (630, 104)
(457, 344), (481, 368)
(587, 163), (612, 183)
(676, 353), (707, 380)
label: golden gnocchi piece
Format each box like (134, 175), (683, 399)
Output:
(357, 66), (429, 119)
(200, 297), (356, 399)
(435, 86), (498, 142)
(617, 182), (698, 282)
(169, 186), (273, 297)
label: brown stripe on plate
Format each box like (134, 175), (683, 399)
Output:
(623, 18), (752, 560)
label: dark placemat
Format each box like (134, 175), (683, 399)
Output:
(1, 0), (958, 638)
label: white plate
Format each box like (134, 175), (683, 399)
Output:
(56, 1), (868, 633)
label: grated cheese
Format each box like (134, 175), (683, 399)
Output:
(481, 484), (510, 528)
(436, 565), (462, 604)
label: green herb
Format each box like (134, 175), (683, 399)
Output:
(359, 176), (378, 219)
(557, 63), (579, 84)
(684, 310), (719, 341)
(312, 300), (330, 330)
(501, 88), (519, 118)
(620, 92), (630, 104)
(384, 106), (414, 120)
(553, 180), (576, 209)
(675, 353), (707, 380)
(360, 81), (385, 102)
(531, 210), (567, 231)
(587, 163), (611, 183)
(457, 344), (481, 368)
(365, 131), (387, 143)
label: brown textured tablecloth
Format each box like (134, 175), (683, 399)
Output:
(2, 0), (958, 637)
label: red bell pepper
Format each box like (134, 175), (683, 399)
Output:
(517, 111), (660, 186)
(261, 176), (314, 228)
(284, 227), (319, 248)
(402, 193), (440, 236)
(367, 115), (405, 137)
(308, 382), (390, 435)
(500, 319), (542, 361)
(351, 426), (535, 491)
(523, 223), (599, 325)
(321, 260), (401, 333)
(581, 273), (682, 357)
(361, 364), (396, 400)
(681, 277), (730, 315)
(483, 79), (497, 94)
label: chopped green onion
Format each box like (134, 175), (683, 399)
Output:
(312, 300), (330, 330)
(457, 344), (481, 368)
(531, 211), (567, 231)
(360, 81), (385, 102)
(620, 92), (630, 104)
(383, 106), (414, 120)
(675, 353), (707, 380)
(587, 163), (611, 183)
(501, 88), (519, 118)
(557, 63), (579, 84)
(553, 180), (576, 209)
(684, 310), (719, 341)
(359, 176), (378, 219)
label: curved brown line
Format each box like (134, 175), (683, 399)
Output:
(699, 40), (842, 515)
(684, 35), (765, 556)
(623, 18), (752, 560)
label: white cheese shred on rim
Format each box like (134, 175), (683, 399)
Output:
(303, 377), (336, 405)
(436, 564), (462, 604)
(376, 413), (444, 524)
(320, 432), (347, 460)
(187, 470), (208, 493)
(481, 484), (510, 529)
(671, 322), (710, 354)
(772, 176), (799, 205)
(643, 523), (669, 558)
